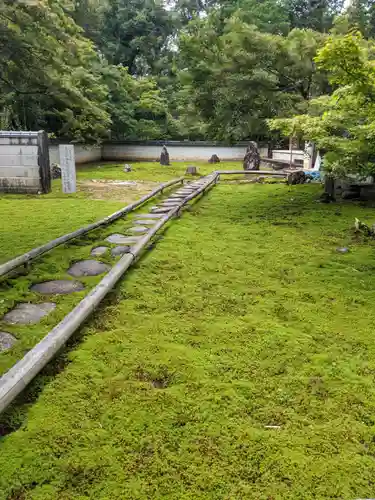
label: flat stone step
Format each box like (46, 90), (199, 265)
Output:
(0, 332), (17, 352)
(91, 246), (109, 257)
(168, 194), (186, 199)
(151, 207), (173, 214)
(111, 246), (131, 257)
(133, 220), (157, 226)
(162, 200), (181, 205)
(128, 226), (149, 233)
(68, 260), (110, 277)
(3, 302), (56, 325)
(31, 280), (85, 294)
(135, 213), (164, 219)
(106, 234), (140, 244)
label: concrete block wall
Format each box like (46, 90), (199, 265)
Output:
(0, 133), (43, 194)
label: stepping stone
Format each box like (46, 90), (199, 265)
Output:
(135, 213), (163, 219)
(151, 207), (173, 214)
(169, 194), (186, 199)
(134, 220), (157, 226)
(0, 332), (17, 352)
(91, 246), (109, 257)
(106, 234), (140, 244)
(31, 280), (85, 294)
(128, 226), (149, 233)
(3, 303), (56, 325)
(68, 260), (110, 277)
(111, 246), (131, 257)
(161, 203), (181, 208)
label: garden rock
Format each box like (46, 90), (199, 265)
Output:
(0, 332), (17, 352)
(111, 246), (131, 257)
(106, 234), (140, 244)
(185, 165), (198, 175)
(287, 171), (306, 185)
(336, 247), (350, 253)
(68, 260), (110, 277)
(3, 303), (56, 324)
(51, 163), (62, 179)
(31, 280), (85, 294)
(135, 213), (164, 219)
(128, 226), (149, 233)
(160, 146), (170, 166)
(91, 246), (109, 257)
(208, 154), (220, 163)
(243, 142), (260, 171)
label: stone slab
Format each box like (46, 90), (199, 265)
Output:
(111, 246), (131, 257)
(31, 280), (85, 294)
(134, 220), (157, 226)
(151, 207), (173, 214)
(3, 302), (56, 324)
(0, 332), (17, 352)
(91, 246), (109, 257)
(168, 194), (186, 199)
(68, 260), (110, 277)
(106, 234), (140, 244)
(128, 226), (149, 233)
(135, 213), (164, 219)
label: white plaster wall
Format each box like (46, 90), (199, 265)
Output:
(49, 144), (102, 165)
(102, 144), (269, 161)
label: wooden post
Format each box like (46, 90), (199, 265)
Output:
(59, 144), (76, 193)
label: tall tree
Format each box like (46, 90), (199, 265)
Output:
(283, 0), (344, 32)
(98, 0), (174, 75)
(179, 12), (324, 141)
(0, 0), (110, 141)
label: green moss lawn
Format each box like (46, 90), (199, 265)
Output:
(2, 165), (375, 498)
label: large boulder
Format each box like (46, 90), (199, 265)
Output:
(208, 154), (220, 164)
(243, 141), (260, 171)
(287, 171), (306, 185)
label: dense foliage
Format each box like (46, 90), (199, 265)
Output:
(0, 0), (370, 146)
(269, 30), (375, 177)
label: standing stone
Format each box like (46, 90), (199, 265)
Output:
(243, 142), (260, 171)
(208, 154), (220, 164)
(160, 146), (170, 166)
(59, 144), (76, 193)
(185, 165), (198, 175)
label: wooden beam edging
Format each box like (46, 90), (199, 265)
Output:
(0, 174), (218, 414)
(0, 177), (184, 279)
(215, 170), (288, 177)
